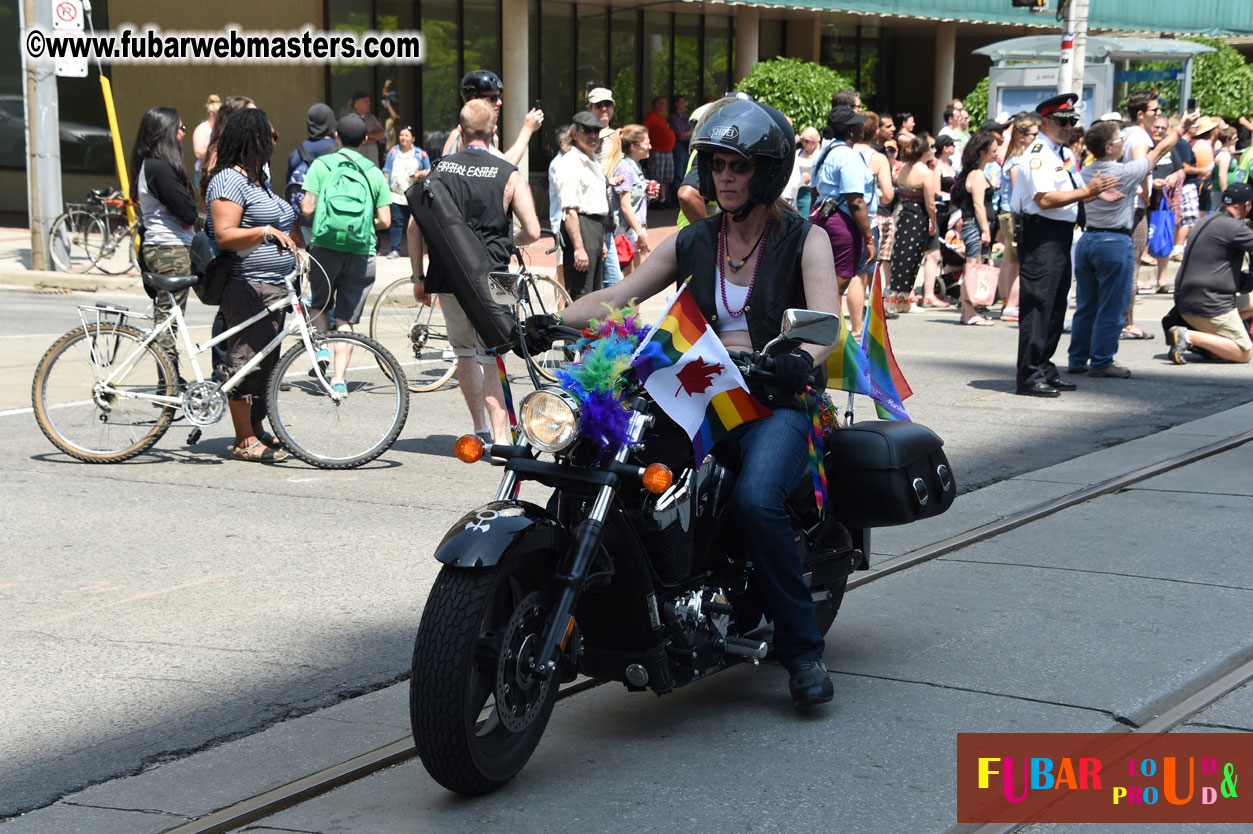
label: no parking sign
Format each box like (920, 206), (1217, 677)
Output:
(50, 0), (88, 77)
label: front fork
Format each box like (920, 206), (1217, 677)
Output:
(524, 408), (651, 681)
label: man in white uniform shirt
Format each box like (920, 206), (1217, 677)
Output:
(1010, 93), (1118, 397)
(553, 110), (611, 298)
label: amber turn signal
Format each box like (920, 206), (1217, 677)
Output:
(641, 463), (672, 494)
(454, 434), (485, 463)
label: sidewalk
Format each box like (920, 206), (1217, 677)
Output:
(4, 401), (1250, 834)
(0, 208), (685, 294)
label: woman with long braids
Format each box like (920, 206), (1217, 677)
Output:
(205, 108), (299, 463)
(130, 107), (197, 371)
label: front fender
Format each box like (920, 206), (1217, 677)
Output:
(433, 500), (568, 568)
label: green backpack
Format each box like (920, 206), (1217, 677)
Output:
(310, 151), (375, 252)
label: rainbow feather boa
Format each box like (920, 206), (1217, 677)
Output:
(553, 304), (648, 453)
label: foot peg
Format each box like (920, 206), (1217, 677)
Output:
(724, 636), (768, 661)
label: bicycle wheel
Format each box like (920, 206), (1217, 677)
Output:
(368, 277), (457, 393)
(31, 324), (176, 462)
(48, 210), (105, 274)
(92, 220), (141, 275)
(521, 275), (577, 383)
(267, 332), (410, 469)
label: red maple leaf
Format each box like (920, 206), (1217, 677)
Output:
(675, 356), (724, 397)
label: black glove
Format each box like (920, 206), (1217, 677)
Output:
(769, 348), (815, 396)
(521, 313), (560, 358)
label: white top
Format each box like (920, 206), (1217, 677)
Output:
(554, 149), (610, 216)
(389, 147), (423, 205)
(1120, 124), (1154, 209)
(713, 278), (750, 333)
(1010, 134), (1081, 223)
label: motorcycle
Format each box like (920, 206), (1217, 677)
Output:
(408, 304), (956, 796)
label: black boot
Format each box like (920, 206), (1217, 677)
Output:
(787, 660), (834, 706)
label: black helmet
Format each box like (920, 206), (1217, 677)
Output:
(460, 70), (503, 103)
(692, 96), (795, 214)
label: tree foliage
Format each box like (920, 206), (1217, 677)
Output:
(737, 58), (855, 135)
(963, 77), (990, 129)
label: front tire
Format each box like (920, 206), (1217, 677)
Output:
(267, 332), (410, 469)
(410, 552), (559, 795)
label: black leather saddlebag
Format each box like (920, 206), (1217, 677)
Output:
(823, 421), (955, 527)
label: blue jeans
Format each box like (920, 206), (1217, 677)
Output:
(1069, 231), (1134, 370)
(388, 202), (410, 254)
(601, 230), (623, 287)
(719, 407), (824, 667)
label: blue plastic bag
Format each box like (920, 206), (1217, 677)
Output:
(1147, 196), (1176, 258)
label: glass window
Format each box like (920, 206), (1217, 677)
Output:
(328, 0), (374, 120)
(673, 13), (700, 107)
(704, 14), (731, 104)
(642, 11), (671, 114)
(759, 19), (784, 63)
(539, 1), (573, 153)
(820, 24), (880, 103)
(576, 4), (609, 111)
(610, 9), (636, 122)
(376, 0), (418, 153)
(464, 0), (501, 76)
(421, 0), (461, 152)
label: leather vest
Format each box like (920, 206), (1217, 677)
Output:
(674, 210), (827, 410)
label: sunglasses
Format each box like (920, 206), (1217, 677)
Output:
(592, 101), (614, 109)
(178, 124), (186, 131)
(478, 94), (501, 103)
(709, 158), (754, 174)
(1050, 115), (1079, 126)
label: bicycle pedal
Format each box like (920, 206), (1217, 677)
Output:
(187, 428), (202, 445)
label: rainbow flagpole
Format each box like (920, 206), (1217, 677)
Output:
(807, 393), (827, 515)
(495, 354), (518, 442)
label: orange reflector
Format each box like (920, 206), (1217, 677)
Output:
(454, 434), (485, 463)
(559, 615), (576, 651)
(641, 463), (672, 494)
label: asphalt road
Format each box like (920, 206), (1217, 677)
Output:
(1, 284), (1250, 818)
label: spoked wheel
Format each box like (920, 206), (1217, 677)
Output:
(368, 277), (457, 392)
(266, 332), (410, 469)
(48, 211), (105, 274)
(410, 552), (559, 795)
(92, 222), (140, 275)
(519, 275), (577, 383)
(31, 324), (176, 462)
(813, 576), (849, 637)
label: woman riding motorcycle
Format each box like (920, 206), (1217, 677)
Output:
(533, 96), (842, 706)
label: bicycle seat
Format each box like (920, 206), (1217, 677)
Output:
(89, 187), (115, 199)
(144, 273), (201, 292)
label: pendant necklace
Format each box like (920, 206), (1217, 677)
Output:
(718, 212), (772, 318)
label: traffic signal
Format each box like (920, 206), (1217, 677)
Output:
(1012, 0), (1046, 7)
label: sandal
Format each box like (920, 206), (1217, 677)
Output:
(962, 316), (994, 326)
(232, 440), (290, 463)
(1155, 285), (1174, 294)
(920, 298), (950, 308)
(1120, 327), (1155, 341)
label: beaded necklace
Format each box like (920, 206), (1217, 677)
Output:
(718, 212), (772, 318)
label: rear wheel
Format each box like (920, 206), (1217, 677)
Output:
(519, 276), (576, 383)
(92, 219), (140, 275)
(267, 332), (410, 468)
(410, 551), (559, 795)
(31, 324), (175, 462)
(48, 210), (105, 274)
(368, 277), (457, 392)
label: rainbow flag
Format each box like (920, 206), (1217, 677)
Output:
(825, 310), (873, 397)
(632, 287), (771, 461)
(862, 265), (913, 421)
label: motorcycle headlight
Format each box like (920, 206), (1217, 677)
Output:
(518, 388), (581, 453)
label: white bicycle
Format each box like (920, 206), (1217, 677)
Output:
(32, 260), (410, 468)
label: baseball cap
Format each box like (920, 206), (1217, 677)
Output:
(979, 119), (1009, 133)
(571, 111), (601, 131)
(587, 87), (614, 105)
(1221, 182), (1253, 205)
(828, 105), (866, 127)
(336, 114), (367, 147)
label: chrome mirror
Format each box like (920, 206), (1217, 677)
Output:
(761, 309), (841, 355)
(488, 271), (520, 304)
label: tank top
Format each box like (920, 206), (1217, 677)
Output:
(427, 147), (516, 273)
(713, 279), (750, 333)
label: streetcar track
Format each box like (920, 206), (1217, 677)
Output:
(150, 429), (1253, 834)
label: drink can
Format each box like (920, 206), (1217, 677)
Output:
(646, 179), (660, 199)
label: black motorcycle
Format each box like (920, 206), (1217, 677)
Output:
(408, 308), (955, 795)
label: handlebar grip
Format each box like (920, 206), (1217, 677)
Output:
(551, 324), (583, 340)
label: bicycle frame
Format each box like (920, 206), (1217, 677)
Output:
(79, 268), (336, 412)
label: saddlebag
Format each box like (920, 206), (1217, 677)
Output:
(823, 421), (955, 527)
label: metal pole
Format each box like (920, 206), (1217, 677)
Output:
(1070, 0), (1088, 104)
(22, 0), (62, 271)
(1057, 0), (1076, 95)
